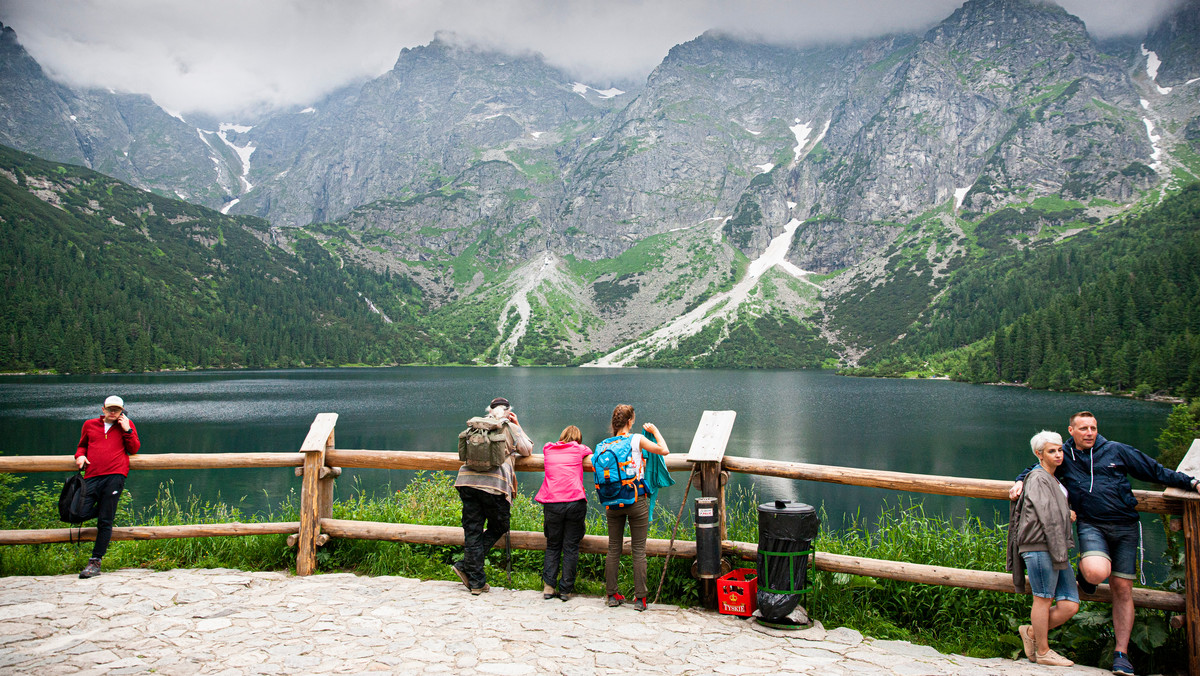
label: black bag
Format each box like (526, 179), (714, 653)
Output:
(58, 472), (95, 524)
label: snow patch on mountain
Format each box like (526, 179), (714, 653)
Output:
(954, 186), (970, 210)
(571, 82), (625, 99)
(789, 120), (813, 159)
(1141, 45), (1173, 95)
(217, 123), (256, 193)
(1143, 117), (1164, 172)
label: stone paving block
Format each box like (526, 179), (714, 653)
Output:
(0, 601), (55, 620)
(824, 626), (865, 645)
(477, 662), (538, 675)
(870, 639), (946, 659)
(171, 588), (218, 604)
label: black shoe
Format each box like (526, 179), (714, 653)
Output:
(1076, 568), (1097, 595)
(543, 583), (558, 600)
(79, 558), (101, 579)
(1112, 651), (1135, 675)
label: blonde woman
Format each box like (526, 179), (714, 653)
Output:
(1010, 430), (1078, 667)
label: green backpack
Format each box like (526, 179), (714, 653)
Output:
(458, 416), (510, 471)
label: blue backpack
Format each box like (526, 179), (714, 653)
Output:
(593, 435), (640, 508)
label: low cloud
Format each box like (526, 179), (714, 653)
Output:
(0, 0), (1181, 119)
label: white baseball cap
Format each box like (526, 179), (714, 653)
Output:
(103, 395), (124, 409)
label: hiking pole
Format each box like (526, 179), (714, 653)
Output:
(505, 530), (512, 587)
(653, 464), (699, 605)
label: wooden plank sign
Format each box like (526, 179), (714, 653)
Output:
(300, 412), (339, 453)
(684, 410), (737, 463)
(1164, 439), (1200, 502)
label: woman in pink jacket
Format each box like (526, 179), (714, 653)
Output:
(535, 425), (592, 600)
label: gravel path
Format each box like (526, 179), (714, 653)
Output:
(0, 568), (1109, 675)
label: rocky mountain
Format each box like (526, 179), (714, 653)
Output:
(2, 0), (1199, 373)
(0, 23), (244, 210)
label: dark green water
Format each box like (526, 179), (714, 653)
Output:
(0, 367), (1177, 579)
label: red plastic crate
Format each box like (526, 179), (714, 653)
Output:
(717, 568), (758, 617)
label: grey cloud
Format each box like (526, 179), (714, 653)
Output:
(0, 0), (1182, 119)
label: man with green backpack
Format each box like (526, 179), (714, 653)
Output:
(451, 396), (532, 595)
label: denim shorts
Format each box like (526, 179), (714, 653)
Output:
(1077, 520), (1139, 580)
(1021, 551), (1080, 603)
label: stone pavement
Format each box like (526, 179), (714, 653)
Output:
(0, 568), (1109, 675)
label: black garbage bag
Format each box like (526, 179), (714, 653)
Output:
(756, 500), (820, 622)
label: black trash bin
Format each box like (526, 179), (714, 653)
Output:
(756, 500), (820, 625)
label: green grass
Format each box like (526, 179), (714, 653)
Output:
(0, 473), (1186, 669)
(564, 232), (674, 282)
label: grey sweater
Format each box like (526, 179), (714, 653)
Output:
(1007, 466), (1074, 591)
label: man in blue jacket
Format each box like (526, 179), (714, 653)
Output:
(1010, 411), (1199, 675)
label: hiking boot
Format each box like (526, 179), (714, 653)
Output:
(543, 583), (558, 600)
(632, 597), (647, 612)
(606, 593), (624, 607)
(1018, 625), (1035, 662)
(1034, 648), (1073, 667)
(1076, 568), (1097, 595)
(559, 592), (573, 602)
(451, 562), (470, 591)
(78, 558), (102, 579)
(1112, 651), (1135, 676)
(470, 584), (490, 595)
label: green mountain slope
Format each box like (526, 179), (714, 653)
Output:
(0, 144), (442, 372)
(848, 184), (1200, 398)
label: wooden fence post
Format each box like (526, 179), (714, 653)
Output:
(296, 413), (338, 576)
(1165, 439), (1200, 676)
(685, 410), (737, 609)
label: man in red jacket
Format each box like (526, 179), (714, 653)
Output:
(74, 395), (140, 579)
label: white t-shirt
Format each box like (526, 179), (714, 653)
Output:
(628, 433), (647, 478)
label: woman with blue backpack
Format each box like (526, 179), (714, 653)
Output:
(597, 404), (670, 611)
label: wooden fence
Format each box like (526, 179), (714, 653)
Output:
(2, 412), (1198, 672)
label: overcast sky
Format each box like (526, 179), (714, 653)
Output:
(0, 0), (1181, 120)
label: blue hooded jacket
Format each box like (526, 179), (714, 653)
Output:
(1017, 434), (1195, 524)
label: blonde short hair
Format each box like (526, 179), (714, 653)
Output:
(1029, 430), (1063, 457)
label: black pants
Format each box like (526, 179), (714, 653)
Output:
(541, 499), (587, 593)
(457, 486), (511, 589)
(81, 474), (126, 560)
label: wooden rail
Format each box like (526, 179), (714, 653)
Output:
(2, 411), (1197, 669)
(325, 449), (694, 473)
(0, 453), (305, 473)
(722, 456), (1182, 515)
(0, 522), (300, 544)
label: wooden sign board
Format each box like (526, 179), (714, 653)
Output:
(685, 410), (737, 463)
(1164, 439), (1200, 501)
(300, 413), (339, 453)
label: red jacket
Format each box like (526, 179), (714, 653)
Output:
(75, 417), (140, 478)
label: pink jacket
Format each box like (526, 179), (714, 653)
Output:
(535, 441), (592, 504)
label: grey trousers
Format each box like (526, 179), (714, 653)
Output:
(605, 498), (650, 598)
